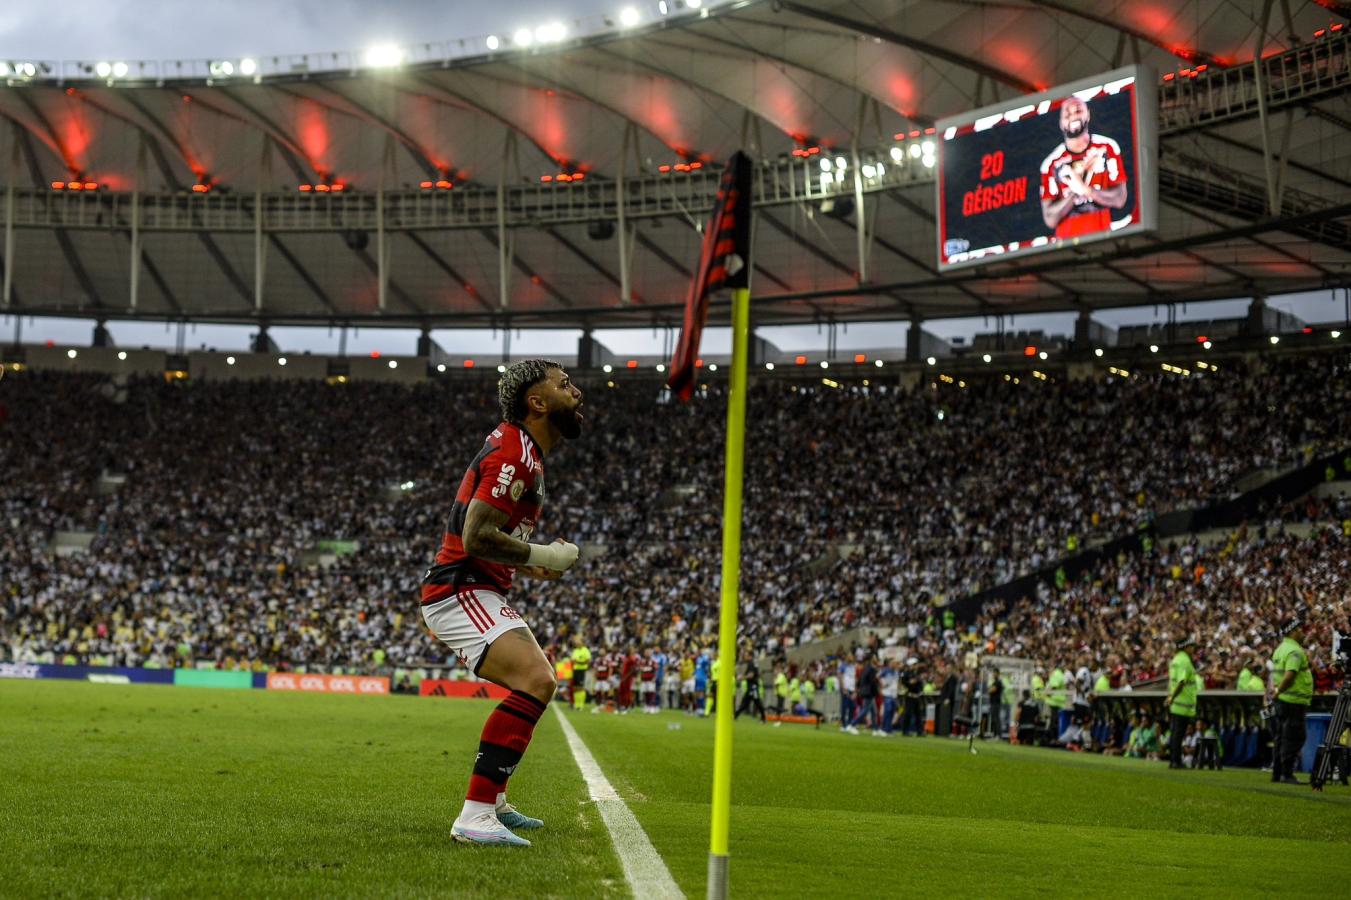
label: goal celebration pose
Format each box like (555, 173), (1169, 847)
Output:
(420, 359), (585, 847)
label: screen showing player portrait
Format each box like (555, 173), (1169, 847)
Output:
(935, 66), (1157, 271)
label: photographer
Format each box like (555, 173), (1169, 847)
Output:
(1268, 617), (1313, 785)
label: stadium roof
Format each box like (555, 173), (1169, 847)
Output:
(0, 0), (1348, 329)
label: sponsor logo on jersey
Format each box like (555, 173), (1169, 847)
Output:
(509, 479), (526, 501)
(499, 605), (522, 620)
(491, 463), (518, 498)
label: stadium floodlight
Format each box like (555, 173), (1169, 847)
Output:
(496, 364), (507, 373)
(437, 363), (447, 373)
(982, 353), (992, 363)
(819, 360), (829, 369)
(239, 57), (257, 76)
(226, 356), (236, 365)
(602, 363), (613, 373)
(922, 154), (935, 169)
(363, 44), (404, 67)
(388, 360), (398, 369)
(1332, 331), (1342, 340)
(485, 34), (500, 50)
(1149, 344), (1159, 353)
(765, 362), (775, 370)
(926, 356), (936, 365)
(834, 156), (847, 170)
(909, 143), (921, 159)
(1094, 348), (1104, 357)
(658, 0), (670, 14)
(819, 158), (832, 173)
(1269, 335), (1280, 345)
(112, 61), (128, 78)
(278, 357), (288, 366)
(861, 164), (876, 179)
(535, 22), (567, 43)
(921, 140), (934, 155)
(513, 28), (534, 47)
(209, 60), (234, 77)
(656, 363), (666, 373)
(873, 359), (883, 368)
(118, 351), (127, 360)
(95, 61), (113, 78)
(0, 62), (9, 77)
(619, 6), (641, 27)
(1202, 340), (1212, 349)
(889, 146), (903, 162)
(687, 0), (703, 8)
(1038, 350), (1048, 360)
(67, 349), (78, 359)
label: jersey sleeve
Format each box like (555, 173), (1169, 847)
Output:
(1103, 142), (1125, 186)
(472, 443), (532, 514)
(1040, 158), (1060, 200)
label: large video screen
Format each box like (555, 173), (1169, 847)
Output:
(935, 65), (1157, 271)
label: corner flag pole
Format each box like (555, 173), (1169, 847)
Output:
(707, 282), (750, 900)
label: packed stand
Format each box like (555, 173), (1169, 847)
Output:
(1, 349), (1349, 677)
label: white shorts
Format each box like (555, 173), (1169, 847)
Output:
(641, 681), (656, 694)
(681, 678), (695, 693)
(594, 677), (612, 692)
(421, 589), (529, 673)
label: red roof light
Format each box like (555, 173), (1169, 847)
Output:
(299, 184), (312, 192)
(854, 354), (866, 364)
(420, 180), (434, 188)
(463, 359), (475, 368)
(51, 181), (64, 190)
(626, 360), (638, 369)
(795, 355), (807, 365)
(1023, 346), (1037, 357)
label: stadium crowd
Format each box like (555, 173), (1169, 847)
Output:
(1, 350), (1348, 694)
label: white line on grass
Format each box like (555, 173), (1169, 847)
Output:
(552, 706), (684, 899)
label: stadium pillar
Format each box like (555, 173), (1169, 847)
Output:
(92, 319), (113, 348)
(376, 189), (387, 313)
(254, 135), (269, 312)
(1246, 294), (1269, 338)
(2, 128), (14, 308)
(906, 318), (922, 363)
(708, 284), (750, 900)
(128, 189), (141, 310)
(617, 123), (635, 306)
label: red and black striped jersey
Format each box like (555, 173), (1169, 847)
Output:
(421, 422), (545, 602)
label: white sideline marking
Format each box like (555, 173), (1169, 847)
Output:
(552, 707), (684, 899)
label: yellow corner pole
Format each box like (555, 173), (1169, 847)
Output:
(708, 284), (750, 900)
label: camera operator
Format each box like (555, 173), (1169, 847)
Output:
(1268, 617), (1313, 785)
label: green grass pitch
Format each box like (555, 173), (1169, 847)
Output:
(4, 681), (1349, 898)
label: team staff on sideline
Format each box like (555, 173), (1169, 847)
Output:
(1166, 635), (1199, 770)
(419, 359), (585, 847)
(1268, 617), (1313, 785)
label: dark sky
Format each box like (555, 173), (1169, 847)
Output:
(0, 0), (623, 60)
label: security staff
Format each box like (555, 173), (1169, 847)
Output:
(1268, 617), (1313, 785)
(570, 635), (591, 710)
(1166, 635), (1199, 769)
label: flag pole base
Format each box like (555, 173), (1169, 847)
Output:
(707, 852), (729, 900)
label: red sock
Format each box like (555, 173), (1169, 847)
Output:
(466, 690), (548, 803)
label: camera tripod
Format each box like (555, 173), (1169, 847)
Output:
(1311, 668), (1350, 791)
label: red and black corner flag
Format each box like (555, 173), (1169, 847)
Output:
(667, 151), (753, 402)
